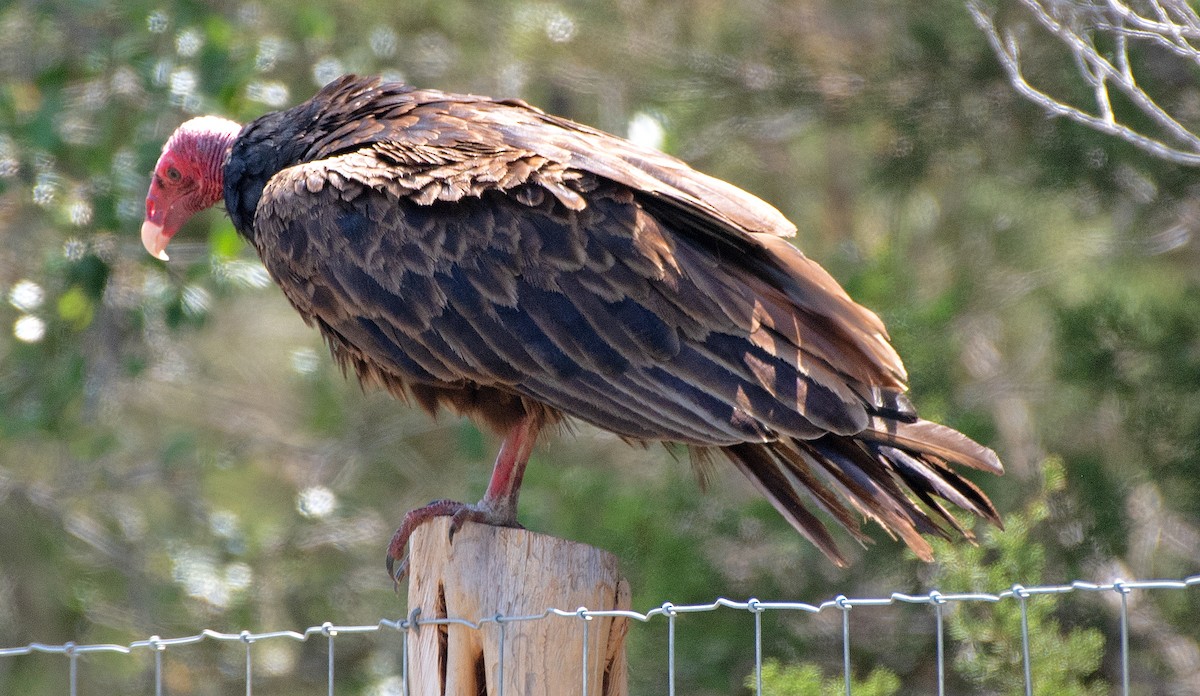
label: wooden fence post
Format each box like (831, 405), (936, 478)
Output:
(406, 518), (630, 695)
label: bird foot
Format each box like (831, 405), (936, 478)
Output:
(386, 498), (523, 586)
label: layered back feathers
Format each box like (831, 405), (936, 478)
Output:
(223, 75), (1002, 565)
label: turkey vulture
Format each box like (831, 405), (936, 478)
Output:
(142, 75), (1002, 580)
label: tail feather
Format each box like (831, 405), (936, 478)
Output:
(797, 437), (947, 553)
(880, 444), (1001, 526)
(721, 420), (1001, 565)
(861, 418), (1003, 475)
(724, 443), (851, 566)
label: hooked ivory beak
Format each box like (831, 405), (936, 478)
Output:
(141, 220), (170, 261)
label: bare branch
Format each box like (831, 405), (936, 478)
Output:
(1104, 0), (1200, 41)
(1094, 24), (1200, 61)
(1019, 0), (1200, 145)
(967, 0), (1200, 166)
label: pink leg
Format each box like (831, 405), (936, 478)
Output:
(386, 415), (542, 583)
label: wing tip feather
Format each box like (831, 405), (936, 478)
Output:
(722, 416), (1003, 566)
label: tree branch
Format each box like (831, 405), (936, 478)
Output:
(967, 0), (1200, 166)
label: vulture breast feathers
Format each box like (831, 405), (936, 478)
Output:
(225, 75), (1001, 564)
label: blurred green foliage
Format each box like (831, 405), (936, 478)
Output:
(751, 659), (899, 696)
(750, 460), (1109, 694)
(1, 0), (1199, 693)
(931, 459), (1107, 694)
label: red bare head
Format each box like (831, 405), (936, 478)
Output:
(142, 116), (241, 260)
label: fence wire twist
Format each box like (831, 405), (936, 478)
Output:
(2, 575), (1197, 695)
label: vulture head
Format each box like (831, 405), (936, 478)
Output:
(141, 115), (241, 260)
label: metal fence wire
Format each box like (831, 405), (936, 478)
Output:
(2, 575), (1198, 695)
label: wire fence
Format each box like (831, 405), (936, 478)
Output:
(2, 574), (1198, 695)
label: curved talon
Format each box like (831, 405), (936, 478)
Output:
(448, 506), (480, 541)
(388, 554), (410, 588)
(386, 498), (469, 584)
